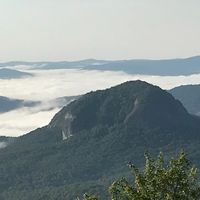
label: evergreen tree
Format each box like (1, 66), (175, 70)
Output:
(84, 152), (200, 200)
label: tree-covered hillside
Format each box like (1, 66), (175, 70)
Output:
(1, 81), (200, 199)
(83, 152), (200, 200)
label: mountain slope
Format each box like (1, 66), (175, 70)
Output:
(169, 84), (200, 116)
(0, 96), (39, 113)
(0, 68), (32, 79)
(50, 81), (196, 137)
(1, 81), (200, 200)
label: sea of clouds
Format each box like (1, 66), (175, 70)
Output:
(1, 66), (200, 137)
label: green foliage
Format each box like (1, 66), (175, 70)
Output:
(82, 193), (99, 200)
(1, 81), (200, 199)
(108, 152), (200, 200)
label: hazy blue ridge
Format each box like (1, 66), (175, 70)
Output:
(0, 68), (32, 79)
(0, 96), (39, 113)
(1, 56), (200, 76)
(169, 84), (200, 116)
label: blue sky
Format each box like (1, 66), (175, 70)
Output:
(0, 0), (199, 61)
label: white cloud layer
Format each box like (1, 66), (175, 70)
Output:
(0, 106), (60, 137)
(1, 67), (200, 137)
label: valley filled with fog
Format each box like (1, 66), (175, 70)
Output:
(1, 63), (200, 136)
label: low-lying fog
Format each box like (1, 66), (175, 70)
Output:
(1, 66), (200, 137)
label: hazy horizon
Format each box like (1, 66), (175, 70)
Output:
(1, 54), (200, 63)
(0, 0), (199, 61)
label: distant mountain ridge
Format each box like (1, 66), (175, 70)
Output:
(169, 84), (200, 116)
(1, 81), (200, 199)
(0, 59), (108, 70)
(85, 56), (200, 76)
(0, 96), (38, 113)
(0, 95), (79, 113)
(1, 56), (200, 76)
(0, 68), (32, 79)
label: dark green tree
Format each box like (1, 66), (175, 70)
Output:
(84, 152), (200, 200)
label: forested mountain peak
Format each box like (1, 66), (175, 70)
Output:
(49, 80), (192, 140)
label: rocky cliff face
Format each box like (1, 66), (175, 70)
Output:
(49, 80), (194, 139)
